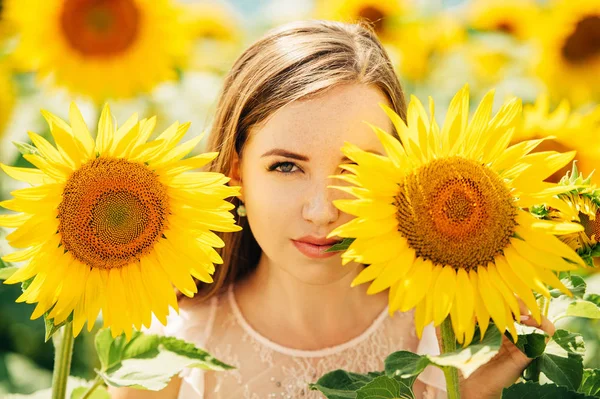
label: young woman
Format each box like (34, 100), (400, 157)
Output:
(111, 20), (554, 399)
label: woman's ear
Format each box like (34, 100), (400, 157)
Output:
(229, 153), (244, 202)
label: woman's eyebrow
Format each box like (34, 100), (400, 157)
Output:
(261, 148), (383, 162)
(261, 149), (309, 161)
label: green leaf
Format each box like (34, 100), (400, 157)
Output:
(502, 381), (597, 399)
(355, 375), (412, 399)
(539, 353), (583, 390)
(325, 238), (356, 253)
(95, 330), (233, 391)
(428, 327), (502, 378)
(579, 369), (600, 397)
(537, 330), (585, 390)
(309, 370), (377, 399)
(565, 300), (600, 319)
(43, 310), (74, 342)
(552, 330), (586, 356)
(71, 385), (111, 399)
(550, 275), (586, 299)
(0, 266), (18, 280)
(95, 328), (113, 371)
(584, 294), (600, 307)
(514, 330), (547, 359)
(12, 141), (40, 156)
(384, 351), (430, 386)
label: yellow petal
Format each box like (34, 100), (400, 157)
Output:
(67, 103), (95, 157)
(0, 164), (53, 185)
(367, 248), (416, 294)
(494, 256), (541, 324)
(469, 270), (490, 338)
(399, 258), (433, 312)
(433, 266), (456, 325)
(352, 262), (387, 287)
(455, 268), (475, 343)
(477, 266), (507, 332)
(503, 246), (550, 297)
(96, 104), (114, 156)
(511, 237), (578, 271)
(515, 225), (584, 266)
(487, 263), (521, 319)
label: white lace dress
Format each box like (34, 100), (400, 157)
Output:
(156, 285), (446, 399)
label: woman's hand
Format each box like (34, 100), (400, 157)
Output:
(459, 312), (556, 399)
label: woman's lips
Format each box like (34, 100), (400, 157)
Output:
(291, 239), (340, 259)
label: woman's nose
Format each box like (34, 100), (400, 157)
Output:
(302, 182), (339, 226)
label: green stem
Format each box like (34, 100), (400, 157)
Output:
(440, 317), (461, 399)
(51, 322), (74, 399)
(80, 376), (104, 399)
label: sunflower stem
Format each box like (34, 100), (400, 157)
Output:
(51, 322), (74, 399)
(440, 317), (462, 399)
(80, 375), (104, 399)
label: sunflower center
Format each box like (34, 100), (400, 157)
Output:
(394, 157), (517, 271)
(579, 210), (600, 241)
(561, 15), (600, 64)
(358, 6), (385, 34)
(58, 157), (169, 269)
(496, 21), (515, 34)
(60, 0), (140, 57)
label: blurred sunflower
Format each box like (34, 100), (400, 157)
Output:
(536, 0), (600, 105)
(181, 2), (242, 73)
(512, 93), (600, 182)
(469, 0), (539, 40)
(329, 86), (585, 346)
(545, 167), (600, 266)
(4, 0), (190, 101)
(314, 0), (406, 40)
(0, 62), (14, 137)
(0, 104), (241, 338)
(387, 14), (465, 82)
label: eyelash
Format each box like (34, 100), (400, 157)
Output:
(268, 161), (301, 174)
(267, 161), (358, 175)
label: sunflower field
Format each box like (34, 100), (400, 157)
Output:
(0, 0), (598, 398)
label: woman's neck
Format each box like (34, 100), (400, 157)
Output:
(233, 255), (389, 350)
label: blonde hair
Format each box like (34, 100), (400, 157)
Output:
(196, 20), (407, 300)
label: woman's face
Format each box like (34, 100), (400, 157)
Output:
(232, 83), (394, 285)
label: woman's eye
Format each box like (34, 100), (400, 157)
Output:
(270, 161), (299, 173)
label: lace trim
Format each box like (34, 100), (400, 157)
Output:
(227, 285), (390, 358)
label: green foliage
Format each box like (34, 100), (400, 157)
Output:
(94, 329), (233, 391)
(11, 141), (40, 156)
(579, 369), (600, 397)
(311, 328), (502, 398)
(566, 301), (600, 320)
(503, 381), (597, 399)
(355, 376), (412, 399)
(325, 238), (356, 253)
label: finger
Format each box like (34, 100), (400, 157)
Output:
(519, 314), (556, 337)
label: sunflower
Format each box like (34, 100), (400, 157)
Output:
(3, 0), (190, 101)
(329, 86), (585, 346)
(468, 0), (539, 40)
(386, 14), (465, 82)
(181, 2), (242, 73)
(543, 166), (600, 267)
(314, 0), (406, 40)
(0, 104), (241, 338)
(535, 0), (600, 105)
(512, 93), (600, 183)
